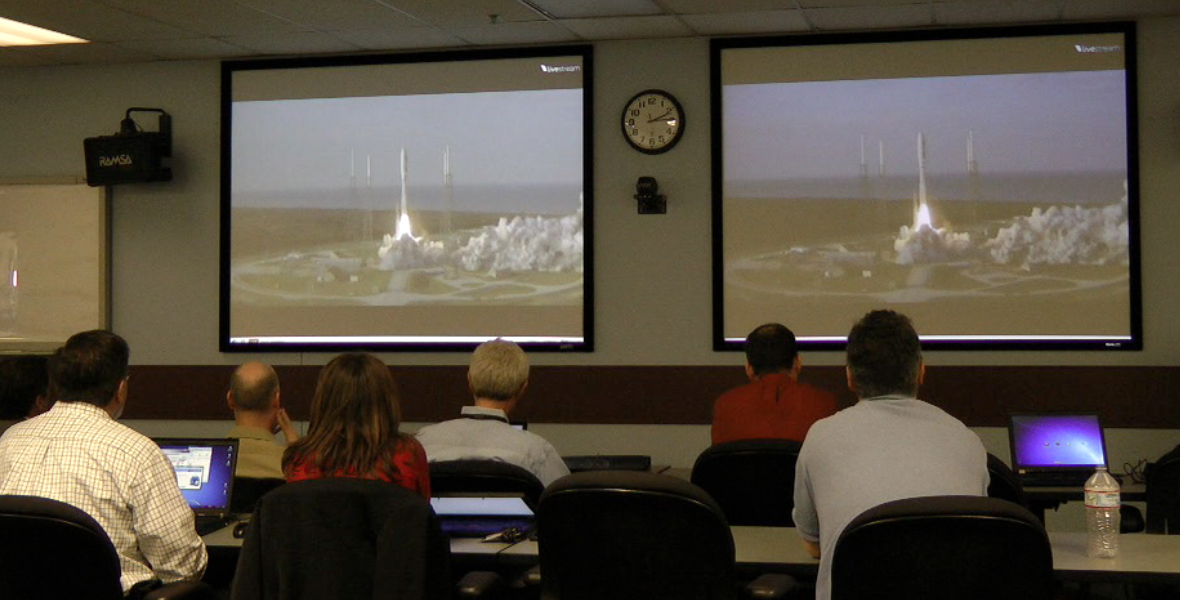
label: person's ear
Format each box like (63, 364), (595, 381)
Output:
(226, 391), (236, 411)
(745, 362), (756, 381)
(917, 361), (926, 387)
(845, 366), (856, 393)
(108, 378), (129, 419)
(793, 355), (802, 377)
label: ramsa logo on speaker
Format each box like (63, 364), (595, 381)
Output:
(99, 154), (134, 167)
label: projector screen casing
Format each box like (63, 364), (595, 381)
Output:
(220, 46), (593, 352)
(711, 23), (1141, 352)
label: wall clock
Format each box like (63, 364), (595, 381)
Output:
(621, 89), (684, 154)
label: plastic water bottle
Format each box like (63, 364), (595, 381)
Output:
(1084, 466), (1121, 558)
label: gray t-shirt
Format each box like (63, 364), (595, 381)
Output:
(792, 395), (989, 600)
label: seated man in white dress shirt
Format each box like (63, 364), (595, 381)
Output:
(0, 330), (207, 593)
(415, 339), (570, 487)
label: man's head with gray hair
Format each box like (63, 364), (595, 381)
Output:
(469, 339), (529, 402)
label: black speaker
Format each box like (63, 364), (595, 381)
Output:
(83, 109), (172, 187)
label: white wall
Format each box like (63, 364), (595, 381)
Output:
(2, 19), (1179, 367)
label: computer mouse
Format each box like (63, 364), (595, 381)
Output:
(232, 521), (249, 539)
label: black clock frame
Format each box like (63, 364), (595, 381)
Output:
(621, 89), (685, 155)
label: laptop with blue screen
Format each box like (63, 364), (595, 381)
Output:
(154, 438), (239, 535)
(1008, 413), (1108, 487)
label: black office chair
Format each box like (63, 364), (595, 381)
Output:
(1147, 445), (1180, 534)
(690, 439), (803, 527)
(430, 459), (546, 510)
(830, 495), (1054, 600)
(230, 476), (286, 514)
(0, 494), (213, 600)
(231, 478), (451, 600)
(986, 452), (1029, 509)
(536, 471), (795, 600)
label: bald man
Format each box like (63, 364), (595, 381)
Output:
(226, 362), (298, 479)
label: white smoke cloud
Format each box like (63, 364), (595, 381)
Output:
(894, 223), (973, 265)
(376, 196), (584, 275)
(984, 190), (1129, 269)
(376, 234), (446, 270)
(892, 183), (1128, 269)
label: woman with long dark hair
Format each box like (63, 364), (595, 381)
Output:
(282, 353), (429, 498)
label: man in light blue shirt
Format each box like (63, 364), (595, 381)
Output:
(792, 310), (989, 600)
(415, 339), (569, 486)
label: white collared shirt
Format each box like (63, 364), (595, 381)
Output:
(0, 401), (207, 591)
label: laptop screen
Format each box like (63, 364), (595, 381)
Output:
(1009, 414), (1107, 469)
(155, 438), (239, 512)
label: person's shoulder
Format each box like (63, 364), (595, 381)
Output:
(413, 418), (461, 437)
(715, 379), (758, 404)
(793, 378), (837, 400)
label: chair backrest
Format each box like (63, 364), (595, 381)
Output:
(430, 459), (545, 509)
(230, 476), (286, 514)
(985, 452), (1029, 509)
(537, 471), (736, 600)
(0, 494), (124, 600)
(690, 438), (802, 526)
(831, 495), (1054, 600)
(1147, 445), (1180, 534)
(231, 478), (451, 600)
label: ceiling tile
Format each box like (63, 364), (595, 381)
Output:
(560, 15), (695, 40)
(680, 10), (810, 35)
(32, 40), (158, 65)
(219, 30), (367, 56)
(1062, 0), (1180, 20)
(240, 0), (424, 31)
(330, 26), (466, 51)
(661, 0), (796, 15)
(101, 0), (308, 37)
(799, 0), (926, 7)
(0, 46), (63, 67)
(805, 4), (935, 31)
(447, 21), (582, 46)
(115, 37), (257, 61)
(381, 0), (541, 26)
(0, 0), (193, 42)
(935, 1), (1063, 26)
(524, 0), (663, 19)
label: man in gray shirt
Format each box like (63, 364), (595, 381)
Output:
(792, 310), (989, 600)
(415, 339), (569, 486)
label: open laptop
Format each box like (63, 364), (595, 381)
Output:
(154, 438), (239, 535)
(430, 496), (535, 538)
(1008, 413), (1109, 488)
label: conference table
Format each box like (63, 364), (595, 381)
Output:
(205, 523), (1180, 585)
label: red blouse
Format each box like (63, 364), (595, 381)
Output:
(285, 436), (432, 499)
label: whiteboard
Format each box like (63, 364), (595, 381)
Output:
(0, 179), (108, 354)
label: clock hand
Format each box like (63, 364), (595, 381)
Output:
(647, 110), (672, 123)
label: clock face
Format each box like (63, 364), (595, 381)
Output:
(622, 90), (684, 154)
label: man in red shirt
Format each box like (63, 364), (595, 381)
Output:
(711, 323), (838, 445)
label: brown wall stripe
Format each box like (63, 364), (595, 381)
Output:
(123, 365), (1180, 429)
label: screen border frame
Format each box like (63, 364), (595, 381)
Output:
(219, 45), (595, 353)
(710, 22), (1142, 352)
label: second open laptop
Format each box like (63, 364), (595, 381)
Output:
(154, 438), (240, 535)
(430, 496), (535, 538)
(1008, 413), (1109, 488)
